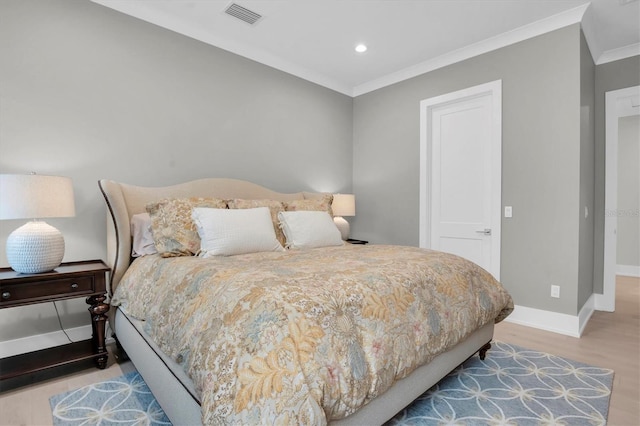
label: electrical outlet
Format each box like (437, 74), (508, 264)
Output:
(551, 285), (560, 298)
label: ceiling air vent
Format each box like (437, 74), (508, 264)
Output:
(224, 3), (262, 25)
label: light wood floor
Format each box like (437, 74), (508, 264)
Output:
(494, 275), (640, 426)
(0, 276), (638, 425)
(0, 346), (136, 426)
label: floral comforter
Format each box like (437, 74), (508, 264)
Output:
(111, 244), (513, 425)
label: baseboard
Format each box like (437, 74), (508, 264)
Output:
(504, 295), (595, 338)
(0, 325), (115, 358)
(616, 264), (640, 278)
(578, 294), (596, 336)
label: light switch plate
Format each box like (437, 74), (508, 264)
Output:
(505, 206), (513, 218)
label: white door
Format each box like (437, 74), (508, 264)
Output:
(419, 80), (502, 279)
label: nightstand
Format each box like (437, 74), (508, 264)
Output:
(0, 260), (110, 389)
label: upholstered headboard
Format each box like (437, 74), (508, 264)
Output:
(98, 178), (326, 295)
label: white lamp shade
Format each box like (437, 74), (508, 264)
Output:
(332, 194), (355, 217)
(0, 174), (75, 220)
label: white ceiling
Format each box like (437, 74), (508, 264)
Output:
(92, 0), (640, 96)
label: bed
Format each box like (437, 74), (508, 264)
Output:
(98, 178), (513, 425)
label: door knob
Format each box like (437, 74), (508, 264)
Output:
(475, 228), (492, 235)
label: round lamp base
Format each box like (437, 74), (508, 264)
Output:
(6, 221), (65, 274)
(333, 216), (350, 240)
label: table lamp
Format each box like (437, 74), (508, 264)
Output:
(0, 174), (76, 273)
(332, 194), (355, 240)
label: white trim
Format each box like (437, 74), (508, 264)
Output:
(353, 5), (588, 96)
(601, 86), (640, 312)
(593, 294), (609, 312)
(419, 98), (430, 250)
(91, 0), (353, 96)
(602, 90), (620, 312)
(419, 80), (502, 280)
(578, 294), (596, 337)
(0, 325), (90, 358)
(92, 0), (588, 97)
(0, 325), (115, 358)
(617, 264), (640, 278)
(505, 296), (595, 338)
(596, 43), (640, 65)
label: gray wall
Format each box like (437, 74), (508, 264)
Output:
(0, 0), (353, 342)
(1, 0), (635, 346)
(353, 25), (585, 315)
(617, 115), (640, 267)
(593, 55), (640, 292)
(577, 30), (595, 310)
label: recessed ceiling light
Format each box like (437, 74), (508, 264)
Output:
(355, 44), (367, 53)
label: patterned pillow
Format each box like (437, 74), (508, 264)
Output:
(283, 194), (334, 216)
(227, 199), (286, 247)
(146, 197), (227, 257)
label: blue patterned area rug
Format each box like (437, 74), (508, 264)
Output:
(387, 341), (614, 425)
(50, 372), (170, 425)
(50, 341), (613, 425)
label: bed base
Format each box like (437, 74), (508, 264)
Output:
(113, 307), (494, 426)
(114, 309), (202, 425)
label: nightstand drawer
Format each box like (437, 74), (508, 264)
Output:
(0, 276), (94, 305)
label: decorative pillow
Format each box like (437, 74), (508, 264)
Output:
(146, 197), (227, 257)
(278, 210), (344, 249)
(284, 194), (334, 216)
(192, 207), (284, 256)
(227, 199), (286, 247)
(130, 212), (157, 257)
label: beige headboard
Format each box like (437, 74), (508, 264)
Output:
(98, 178), (326, 295)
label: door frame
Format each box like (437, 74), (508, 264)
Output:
(419, 80), (502, 279)
(598, 85), (640, 312)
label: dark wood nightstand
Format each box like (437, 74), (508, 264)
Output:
(0, 260), (110, 389)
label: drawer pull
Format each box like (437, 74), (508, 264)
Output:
(2, 292), (10, 300)
(71, 283), (79, 290)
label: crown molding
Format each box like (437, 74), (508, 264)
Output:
(353, 4), (589, 96)
(93, 1), (594, 98)
(91, 0), (353, 96)
(596, 43), (640, 65)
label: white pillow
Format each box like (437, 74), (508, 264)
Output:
(278, 211), (344, 249)
(130, 213), (158, 257)
(192, 207), (284, 256)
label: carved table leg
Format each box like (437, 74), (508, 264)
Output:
(87, 294), (109, 369)
(479, 341), (492, 360)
